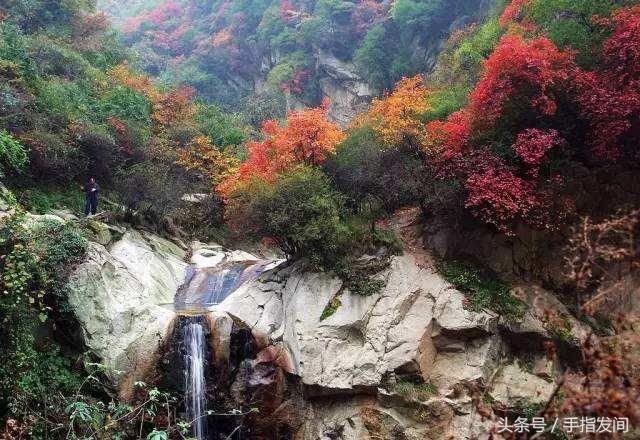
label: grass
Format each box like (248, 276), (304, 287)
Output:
(15, 186), (85, 215)
(435, 259), (525, 321)
(392, 379), (438, 402)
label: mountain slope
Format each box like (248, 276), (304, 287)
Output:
(100, 0), (501, 124)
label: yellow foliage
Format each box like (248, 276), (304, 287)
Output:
(107, 64), (160, 101)
(176, 135), (240, 186)
(356, 75), (430, 146)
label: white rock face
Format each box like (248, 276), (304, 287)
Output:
(489, 362), (555, 409)
(67, 229), (187, 397)
(56, 211), (562, 434)
(220, 254), (507, 393)
(215, 248), (565, 437)
(317, 50), (374, 127)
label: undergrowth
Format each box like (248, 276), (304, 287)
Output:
(435, 259), (525, 321)
(391, 379), (438, 402)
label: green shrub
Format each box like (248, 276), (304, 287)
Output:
(320, 296), (342, 321)
(435, 259), (524, 320)
(334, 256), (390, 296)
(36, 77), (94, 122)
(265, 51), (311, 93)
(325, 126), (430, 218)
(228, 166), (353, 270)
(526, 0), (624, 68)
(354, 25), (391, 91)
(16, 187), (85, 214)
(195, 104), (248, 148)
(0, 214), (88, 425)
(99, 85), (153, 124)
(0, 130), (28, 177)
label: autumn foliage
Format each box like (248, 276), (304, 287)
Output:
(176, 136), (239, 186)
(421, 4), (640, 232)
(574, 6), (640, 160)
(218, 102), (344, 197)
(468, 34), (574, 129)
(357, 75), (430, 146)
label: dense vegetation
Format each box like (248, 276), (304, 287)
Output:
(0, 0), (248, 232)
(1, 0), (640, 437)
(104, 0), (497, 115)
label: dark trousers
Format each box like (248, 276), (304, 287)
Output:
(85, 197), (98, 216)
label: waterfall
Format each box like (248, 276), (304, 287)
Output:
(175, 258), (277, 439)
(183, 318), (208, 440)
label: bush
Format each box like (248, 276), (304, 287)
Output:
(325, 126), (430, 218)
(435, 259), (524, 320)
(0, 130), (28, 177)
(16, 187), (85, 214)
(226, 166), (353, 270)
(0, 215), (88, 424)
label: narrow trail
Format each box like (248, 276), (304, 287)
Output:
(377, 206), (434, 269)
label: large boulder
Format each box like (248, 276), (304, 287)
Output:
(67, 229), (187, 398)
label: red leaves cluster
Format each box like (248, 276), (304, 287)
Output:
(601, 6), (640, 88)
(424, 35), (575, 231)
(465, 166), (549, 232)
(425, 110), (470, 159)
(499, 0), (530, 27)
(422, 5), (640, 233)
(575, 6), (640, 160)
(123, 1), (185, 34)
(513, 128), (564, 178)
(279, 0), (298, 22)
(469, 34), (574, 128)
(513, 129), (562, 167)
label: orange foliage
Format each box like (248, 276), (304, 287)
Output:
(152, 86), (197, 129)
(212, 29), (233, 47)
(357, 75), (430, 146)
(108, 64), (197, 133)
(218, 103), (344, 197)
(176, 135), (239, 186)
(107, 64), (159, 101)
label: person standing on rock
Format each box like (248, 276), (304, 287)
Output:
(83, 177), (100, 216)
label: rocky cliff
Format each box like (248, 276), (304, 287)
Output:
(62, 210), (592, 439)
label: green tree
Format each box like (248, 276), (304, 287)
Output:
(227, 166), (352, 269)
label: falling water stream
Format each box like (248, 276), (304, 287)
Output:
(174, 258), (275, 439)
(183, 319), (208, 439)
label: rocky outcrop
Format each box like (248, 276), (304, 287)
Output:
(489, 362), (555, 410)
(53, 204), (580, 437)
(317, 50), (374, 127)
(213, 248), (572, 439)
(67, 229), (187, 397)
